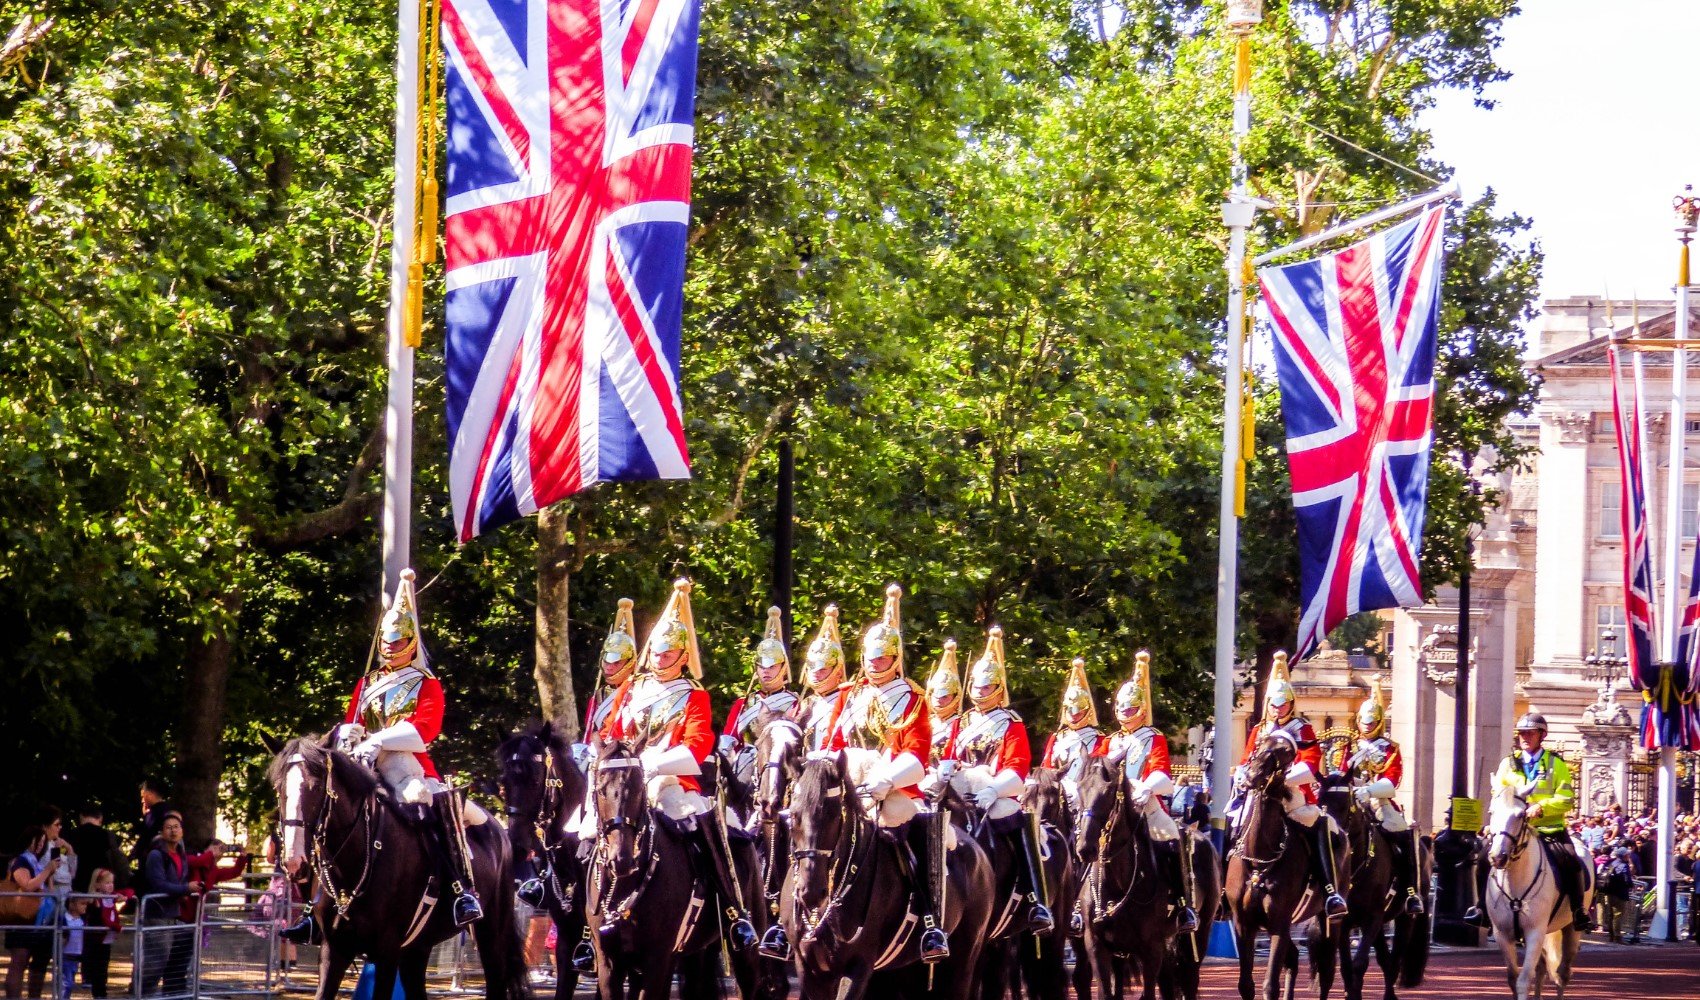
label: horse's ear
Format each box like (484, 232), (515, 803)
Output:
(540, 720), (554, 739)
(258, 732), (283, 757)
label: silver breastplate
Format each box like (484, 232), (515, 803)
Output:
(955, 709), (1013, 768)
(359, 668), (427, 732)
(620, 677), (694, 747)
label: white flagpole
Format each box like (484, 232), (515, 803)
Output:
(381, 0), (423, 604)
(1251, 181), (1460, 267)
(1210, 2), (1262, 829)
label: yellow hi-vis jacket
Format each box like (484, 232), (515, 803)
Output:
(1492, 748), (1573, 835)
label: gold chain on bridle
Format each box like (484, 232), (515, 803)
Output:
(305, 753), (378, 922)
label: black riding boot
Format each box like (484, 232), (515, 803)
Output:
(432, 791), (485, 926)
(898, 819), (949, 963)
(1310, 819), (1348, 917)
(1008, 816), (1054, 936)
(1548, 837), (1594, 932)
(279, 899), (323, 945)
(1164, 837), (1200, 933)
(684, 815), (758, 952)
(1389, 828), (1424, 915)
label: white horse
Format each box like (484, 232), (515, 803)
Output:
(1483, 785), (1592, 1000)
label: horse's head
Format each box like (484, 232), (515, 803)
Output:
(268, 732), (344, 877)
(497, 721), (580, 856)
(1249, 733), (1298, 798)
(591, 740), (648, 875)
(1316, 771), (1355, 818)
(1023, 766), (1066, 824)
(1075, 755), (1128, 863)
(1486, 784), (1531, 870)
(789, 750), (857, 911)
(753, 719), (805, 824)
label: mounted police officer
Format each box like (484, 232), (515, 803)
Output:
(1094, 650), (1198, 933)
(924, 639), (963, 769)
(283, 570), (485, 943)
(797, 605), (846, 752)
(823, 585), (950, 962)
(1235, 651), (1347, 918)
(1346, 675), (1424, 915)
(1468, 712), (1593, 931)
(943, 627), (1053, 936)
(1040, 656), (1104, 803)
(596, 579), (759, 952)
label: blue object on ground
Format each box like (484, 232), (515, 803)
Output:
(1206, 919), (1238, 959)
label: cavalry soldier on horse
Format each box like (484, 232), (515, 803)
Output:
(283, 569), (486, 943)
(1040, 656), (1103, 801)
(797, 605), (846, 752)
(941, 626), (1054, 936)
(1093, 650), (1199, 933)
(594, 579), (760, 952)
(1469, 712), (1593, 932)
(583, 597), (638, 750)
(1343, 674), (1424, 915)
(925, 639), (963, 768)
(721, 606), (800, 753)
(820, 584), (952, 962)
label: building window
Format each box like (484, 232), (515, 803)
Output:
(1600, 485), (1622, 539)
(1596, 604), (1626, 657)
(1685, 489), (1698, 540)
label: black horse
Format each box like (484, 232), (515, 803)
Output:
(584, 738), (774, 1000)
(496, 722), (590, 1000)
(1154, 825), (1221, 1000)
(1306, 772), (1397, 1000)
(781, 751), (995, 1000)
(1225, 736), (1348, 1000)
(1074, 757), (1186, 1000)
(270, 734), (528, 1000)
(982, 767), (1076, 1000)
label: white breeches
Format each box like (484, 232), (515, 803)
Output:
(647, 776), (711, 822)
(1372, 799), (1410, 832)
(1284, 787), (1324, 827)
(373, 751), (488, 824)
(1140, 794), (1180, 842)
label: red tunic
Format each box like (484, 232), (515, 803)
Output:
(602, 678), (715, 794)
(1240, 717), (1321, 804)
(824, 677), (931, 799)
(344, 673), (443, 779)
(1040, 729), (1103, 769)
(945, 708), (1032, 778)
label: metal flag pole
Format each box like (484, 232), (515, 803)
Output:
(1652, 190), (1697, 939)
(381, 0), (425, 603)
(1210, 0), (1263, 830)
(1251, 181), (1461, 267)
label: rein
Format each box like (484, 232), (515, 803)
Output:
(508, 742), (576, 912)
(1491, 806), (1548, 928)
(590, 766), (659, 925)
(1231, 775), (1293, 871)
(1084, 772), (1152, 923)
(300, 752), (381, 925)
(790, 774), (870, 945)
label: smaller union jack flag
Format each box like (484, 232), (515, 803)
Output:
(1259, 208), (1446, 660)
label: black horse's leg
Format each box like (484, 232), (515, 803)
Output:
(1234, 919), (1256, 1000)
(399, 951), (429, 1000)
(1372, 920), (1398, 1000)
(314, 943), (357, 1000)
(1069, 936), (1093, 1000)
(1262, 929), (1288, 1000)
(1087, 927), (1119, 1000)
(551, 902), (582, 1000)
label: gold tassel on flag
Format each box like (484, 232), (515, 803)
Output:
(405, 0), (444, 349)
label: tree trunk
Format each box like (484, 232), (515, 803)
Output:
(175, 592), (241, 848)
(536, 506), (580, 740)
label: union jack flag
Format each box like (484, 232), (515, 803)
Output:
(441, 0), (699, 542)
(1259, 208), (1446, 660)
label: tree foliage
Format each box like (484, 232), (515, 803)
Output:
(0, 0), (1537, 842)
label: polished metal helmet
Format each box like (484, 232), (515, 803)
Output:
(379, 569), (422, 669)
(1356, 674), (1387, 738)
(601, 597), (638, 680)
(968, 627), (1009, 711)
(1060, 656), (1097, 729)
(1264, 650), (1296, 714)
(804, 605), (845, 690)
(1114, 650), (1154, 726)
(641, 579), (702, 679)
(753, 606), (792, 687)
(861, 584), (904, 675)
(926, 639), (962, 715)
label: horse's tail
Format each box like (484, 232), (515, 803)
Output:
(1398, 910), (1430, 987)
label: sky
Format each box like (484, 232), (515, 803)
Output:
(1422, 0), (1700, 307)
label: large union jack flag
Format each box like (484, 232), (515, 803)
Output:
(1259, 208), (1446, 660)
(441, 0), (699, 542)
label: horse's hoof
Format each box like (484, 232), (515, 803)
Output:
(757, 925), (790, 961)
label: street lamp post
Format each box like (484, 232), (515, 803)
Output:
(1433, 454), (1484, 946)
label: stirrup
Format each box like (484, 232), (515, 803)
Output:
(1323, 891), (1347, 917)
(570, 935), (596, 974)
(1069, 908), (1084, 936)
(516, 878), (547, 909)
(1025, 902), (1054, 936)
(1403, 890), (1425, 915)
(453, 892), (484, 927)
(919, 925), (950, 963)
(1462, 904), (1485, 925)
(757, 923), (791, 960)
(279, 913), (321, 945)
(1175, 905), (1199, 934)
(727, 913), (758, 951)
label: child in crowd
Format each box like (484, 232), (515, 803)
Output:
(82, 870), (126, 1000)
(59, 900), (86, 1000)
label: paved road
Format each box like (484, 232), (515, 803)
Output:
(1190, 940), (1699, 999)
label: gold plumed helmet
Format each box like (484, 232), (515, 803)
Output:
(1265, 650), (1296, 715)
(601, 598), (638, 675)
(1060, 656), (1097, 729)
(968, 626), (1009, 710)
(1357, 673), (1387, 738)
(641, 578), (703, 680)
(926, 639), (962, 713)
(380, 569), (422, 669)
(754, 606), (792, 687)
(805, 604), (845, 688)
(861, 584), (904, 673)
(1114, 650), (1154, 724)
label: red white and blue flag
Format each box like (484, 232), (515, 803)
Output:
(1259, 208), (1446, 660)
(441, 0), (699, 542)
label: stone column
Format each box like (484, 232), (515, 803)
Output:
(1578, 682), (1638, 814)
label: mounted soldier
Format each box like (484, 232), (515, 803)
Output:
(1040, 656), (1103, 802)
(925, 639), (963, 769)
(796, 605), (845, 752)
(1343, 674), (1424, 915)
(1469, 712), (1593, 932)
(595, 579), (760, 952)
(582, 598), (638, 751)
(1092, 650), (1198, 933)
(821, 584), (950, 962)
(942, 626), (1054, 936)
(1234, 651), (1347, 918)
(721, 606), (800, 755)
(282, 569), (485, 943)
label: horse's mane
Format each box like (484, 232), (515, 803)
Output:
(790, 754), (850, 820)
(498, 720), (572, 764)
(268, 734), (382, 801)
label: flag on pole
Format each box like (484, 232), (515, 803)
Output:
(1258, 208), (1446, 659)
(441, 0), (700, 542)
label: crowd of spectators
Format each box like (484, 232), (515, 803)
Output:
(1, 783), (250, 999)
(1566, 804), (1700, 943)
